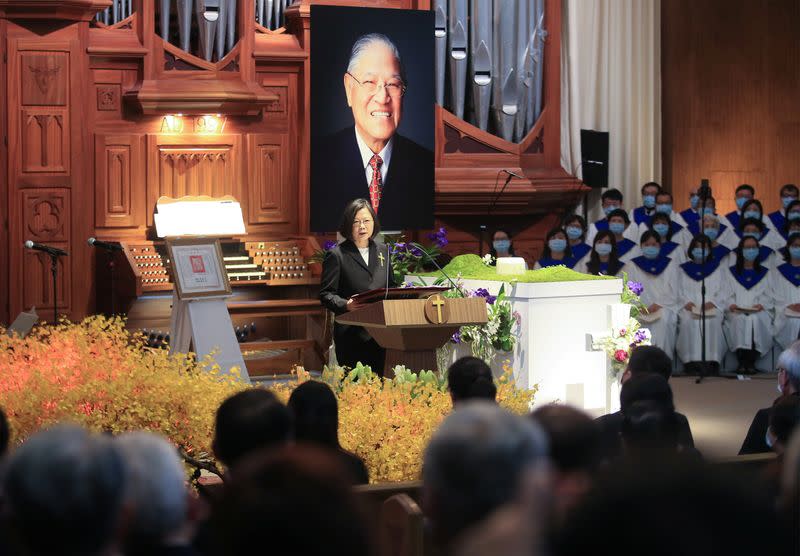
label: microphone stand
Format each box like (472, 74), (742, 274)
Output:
(108, 253), (117, 316)
(49, 252), (59, 324)
(481, 170), (513, 257)
(696, 180), (711, 384)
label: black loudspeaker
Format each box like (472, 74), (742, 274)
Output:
(580, 129), (609, 188)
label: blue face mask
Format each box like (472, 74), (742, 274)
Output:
(742, 247), (760, 262)
(595, 243), (613, 256)
(642, 245), (660, 259)
(783, 196), (797, 209)
(566, 226), (583, 240)
(703, 227), (719, 241)
(691, 247), (707, 261)
(493, 239), (511, 252)
(788, 212), (800, 221)
(642, 195), (656, 208)
(609, 222), (625, 235)
(790, 246), (800, 259)
(655, 203), (672, 215)
(743, 210), (761, 220)
(690, 195), (700, 210)
(603, 204), (620, 216)
(653, 223), (670, 238)
(736, 197), (750, 210)
(742, 231), (760, 239)
(548, 238), (567, 253)
(701, 208), (715, 217)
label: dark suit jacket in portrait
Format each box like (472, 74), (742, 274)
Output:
(319, 239), (396, 371)
(311, 126), (434, 232)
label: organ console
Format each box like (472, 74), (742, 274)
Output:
(96, 236), (328, 376)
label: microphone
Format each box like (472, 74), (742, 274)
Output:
(409, 242), (467, 298)
(24, 240), (68, 257)
(385, 242), (391, 299)
(87, 237), (123, 252)
(502, 169), (525, 180)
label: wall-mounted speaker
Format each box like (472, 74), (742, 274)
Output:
(580, 129), (609, 189)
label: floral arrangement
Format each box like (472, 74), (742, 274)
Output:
(0, 317), (535, 484)
(386, 227), (449, 284)
(594, 317), (652, 377)
(621, 274), (647, 318)
(308, 239), (338, 264)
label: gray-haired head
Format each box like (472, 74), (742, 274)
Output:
(3, 425), (127, 556)
(423, 401), (548, 548)
(346, 33), (407, 87)
(778, 340), (800, 392)
(116, 431), (189, 546)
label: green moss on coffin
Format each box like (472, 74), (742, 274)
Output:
(419, 254), (613, 283)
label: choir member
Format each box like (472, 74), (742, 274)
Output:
(649, 212), (686, 262)
(676, 235), (733, 373)
(534, 228), (575, 269)
(724, 183), (756, 231)
(606, 209), (639, 260)
(738, 199), (782, 249)
(700, 214), (734, 261)
(575, 231), (626, 277)
(723, 236), (774, 374)
(490, 229), (515, 260)
(780, 199), (800, 243)
(679, 185), (711, 232)
(768, 184), (799, 239)
(772, 233), (800, 350)
(626, 230), (679, 357)
(564, 214), (591, 266)
(629, 181), (661, 228)
(587, 189), (637, 243)
(739, 218), (779, 267)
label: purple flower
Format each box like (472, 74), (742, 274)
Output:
(410, 245), (424, 257)
(451, 329), (462, 344)
(427, 227), (449, 248)
(633, 329), (647, 343)
(323, 240), (337, 251)
(627, 281), (644, 296)
(472, 288), (497, 305)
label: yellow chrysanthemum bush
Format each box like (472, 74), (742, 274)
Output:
(0, 317), (537, 483)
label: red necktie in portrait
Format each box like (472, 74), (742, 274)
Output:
(368, 154), (383, 213)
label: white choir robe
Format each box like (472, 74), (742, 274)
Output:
(771, 263), (800, 349)
(722, 266), (774, 355)
(573, 257), (627, 278)
(626, 257), (680, 357)
(676, 261), (733, 364)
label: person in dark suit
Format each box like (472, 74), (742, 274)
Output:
(311, 33), (433, 232)
(319, 198), (395, 375)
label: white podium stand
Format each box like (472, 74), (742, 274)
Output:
(413, 276), (623, 415)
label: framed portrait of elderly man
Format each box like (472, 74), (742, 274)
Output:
(310, 6), (435, 233)
(166, 238), (232, 299)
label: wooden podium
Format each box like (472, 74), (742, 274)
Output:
(336, 290), (488, 375)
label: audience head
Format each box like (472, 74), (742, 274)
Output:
(213, 445), (373, 556)
(213, 389), (293, 469)
(491, 228), (515, 258)
(620, 372), (675, 413)
(423, 402), (549, 550)
(777, 340), (800, 395)
(116, 431), (193, 552)
(339, 198), (380, 242)
(779, 428), (800, 516)
(780, 183), (799, 209)
(735, 183), (756, 210)
(621, 345), (672, 384)
(543, 227), (570, 259)
(564, 214), (587, 243)
(649, 213), (672, 242)
(3, 425), (127, 556)
(767, 396), (800, 454)
(641, 182), (660, 207)
(601, 189), (624, 216)
(621, 399), (680, 457)
(447, 356), (497, 405)
(287, 380), (340, 448)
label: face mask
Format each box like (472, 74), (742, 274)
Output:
(493, 239), (511, 252)
(642, 245), (660, 259)
(742, 231), (760, 239)
(656, 203), (672, 215)
(788, 212), (800, 221)
(603, 204), (620, 216)
(743, 210), (761, 220)
(790, 246), (800, 259)
(653, 223), (670, 238)
(736, 197), (750, 210)
(783, 196), (797, 209)
(690, 195), (700, 210)
(742, 247), (759, 262)
(566, 226), (583, 240)
(701, 208), (715, 217)
(609, 222), (625, 235)
(548, 238), (567, 252)
(691, 247), (707, 261)
(642, 195), (656, 208)
(595, 243), (613, 256)
(703, 227), (719, 241)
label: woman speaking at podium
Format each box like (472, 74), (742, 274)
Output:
(320, 198), (396, 376)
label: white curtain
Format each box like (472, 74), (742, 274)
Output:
(560, 0), (661, 220)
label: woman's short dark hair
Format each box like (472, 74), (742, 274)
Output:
(649, 213), (673, 241)
(447, 356), (497, 403)
(640, 230), (661, 245)
(287, 381), (339, 449)
(338, 198), (380, 241)
(687, 234), (713, 262)
(607, 208), (630, 225)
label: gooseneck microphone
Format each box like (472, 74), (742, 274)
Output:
(409, 242), (468, 298)
(88, 237), (124, 252)
(502, 169), (525, 180)
(24, 240), (68, 257)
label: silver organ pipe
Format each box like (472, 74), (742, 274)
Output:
(514, 0), (531, 142)
(227, 0), (237, 51)
(160, 0), (171, 41)
(447, 0), (468, 119)
(215, 0), (228, 62)
(492, 0), (518, 142)
(469, 0), (492, 131)
(433, 0), (447, 107)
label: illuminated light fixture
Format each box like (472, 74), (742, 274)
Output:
(195, 114), (226, 133)
(161, 114), (184, 133)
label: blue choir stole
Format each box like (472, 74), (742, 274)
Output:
(616, 238), (636, 258)
(777, 263), (800, 287)
(680, 258), (722, 281)
(593, 218), (609, 232)
(687, 220), (728, 238)
(632, 206), (653, 226)
(756, 245), (774, 265)
(537, 257), (573, 269)
(680, 208), (699, 228)
(712, 244), (731, 261)
(570, 242), (591, 262)
(726, 211), (741, 230)
(729, 266), (768, 290)
(632, 255), (671, 276)
(661, 241), (680, 258)
(769, 211), (786, 237)
(598, 260), (624, 276)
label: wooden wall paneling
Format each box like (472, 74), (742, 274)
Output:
(95, 133), (145, 228)
(145, 133), (243, 226)
(246, 133), (294, 229)
(0, 18), (7, 324)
